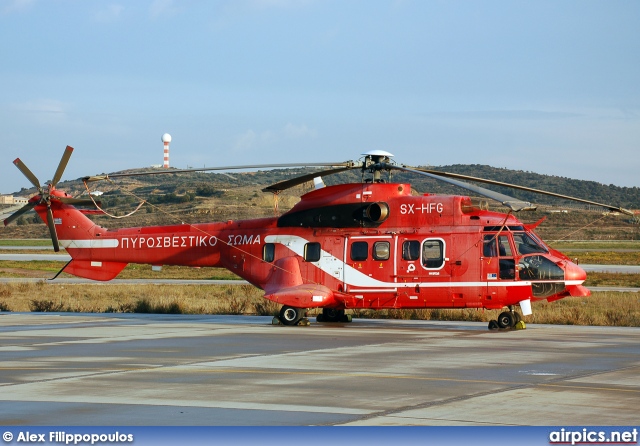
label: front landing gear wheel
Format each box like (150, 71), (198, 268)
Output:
(279, 306), (304, 326)
(497, 311), (517, 329)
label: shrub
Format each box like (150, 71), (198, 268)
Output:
(132, 298), (184, 314)
(253, 298), (280, 316)
(30, 299), (66, 312)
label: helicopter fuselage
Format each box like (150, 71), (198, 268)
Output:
(41, 182), (589, 316)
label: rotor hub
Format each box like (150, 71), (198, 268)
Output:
(360, 150), (395, 182)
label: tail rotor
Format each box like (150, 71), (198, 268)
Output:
(3, 146), (76, 252)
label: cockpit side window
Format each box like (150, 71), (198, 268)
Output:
(484, 233), (515, 279)
(513, 232), (548, 255)
(483, 235), (497, 257)
(498, 236), (512, 256)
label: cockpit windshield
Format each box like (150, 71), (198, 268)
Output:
(512, 232), (548, 255)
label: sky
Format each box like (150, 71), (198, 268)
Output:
(1, 0), (639, 195)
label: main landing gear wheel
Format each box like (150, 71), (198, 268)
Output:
(317, 308), (352, 323)
(279, 305), (304, 326)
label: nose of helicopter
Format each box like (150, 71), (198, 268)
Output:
(564, 260), (587, 282)
(563, 260), (590, 297)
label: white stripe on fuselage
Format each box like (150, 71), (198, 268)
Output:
(265, 234), (579, 290)
(60, 239), (119, 249)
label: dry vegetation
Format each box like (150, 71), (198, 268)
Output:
(0, 282), (279, 316)
(0, 281), (638, 327)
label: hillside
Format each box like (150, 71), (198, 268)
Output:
(3, 164), (640, 241)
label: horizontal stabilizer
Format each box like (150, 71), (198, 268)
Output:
(63, 259), (128, 281)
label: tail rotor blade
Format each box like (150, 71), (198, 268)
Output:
(13, 158), (42, 191)
(3, 201), (37, 226)
(51, 146), (74, 187)
(45, 205), (60, 252)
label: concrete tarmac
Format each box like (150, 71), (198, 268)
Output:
(0, 313), (638, 426)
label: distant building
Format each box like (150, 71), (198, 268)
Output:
(1, 195), (29, 205)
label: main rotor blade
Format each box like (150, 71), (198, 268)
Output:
(45, 204), (60, 252)
(408, 167), (635, 216)
(83, 161), (355, 183)
(13, 158), (41, 191)
(51, 145), (74, 187)
(389, 164), (535, 212)
(262, 166), (359, 193)
(3, 202), (37, 226)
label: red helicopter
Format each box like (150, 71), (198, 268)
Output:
(4, 146), (634, 329)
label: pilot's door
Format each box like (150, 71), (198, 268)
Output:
(481, 233), (516, 300)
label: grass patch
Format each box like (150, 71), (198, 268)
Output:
(563, 251), (640, 265)
(0, 239), (52, 246)
(0, 282), (265, 315)
(1, 282), (637, 326)
(584, 272), (640, 287)
(550, 241), (640, 250)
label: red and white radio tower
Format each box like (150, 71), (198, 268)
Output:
(161, 133), (171, 168)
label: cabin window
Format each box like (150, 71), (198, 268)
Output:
(422, 239), (445, 269)
(304, 242), (321, 262)
(263, 243), (275, 262)
(373, 241), (390, 260)
(350, 241), (368, 261)
(402, 240), (420, 261)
